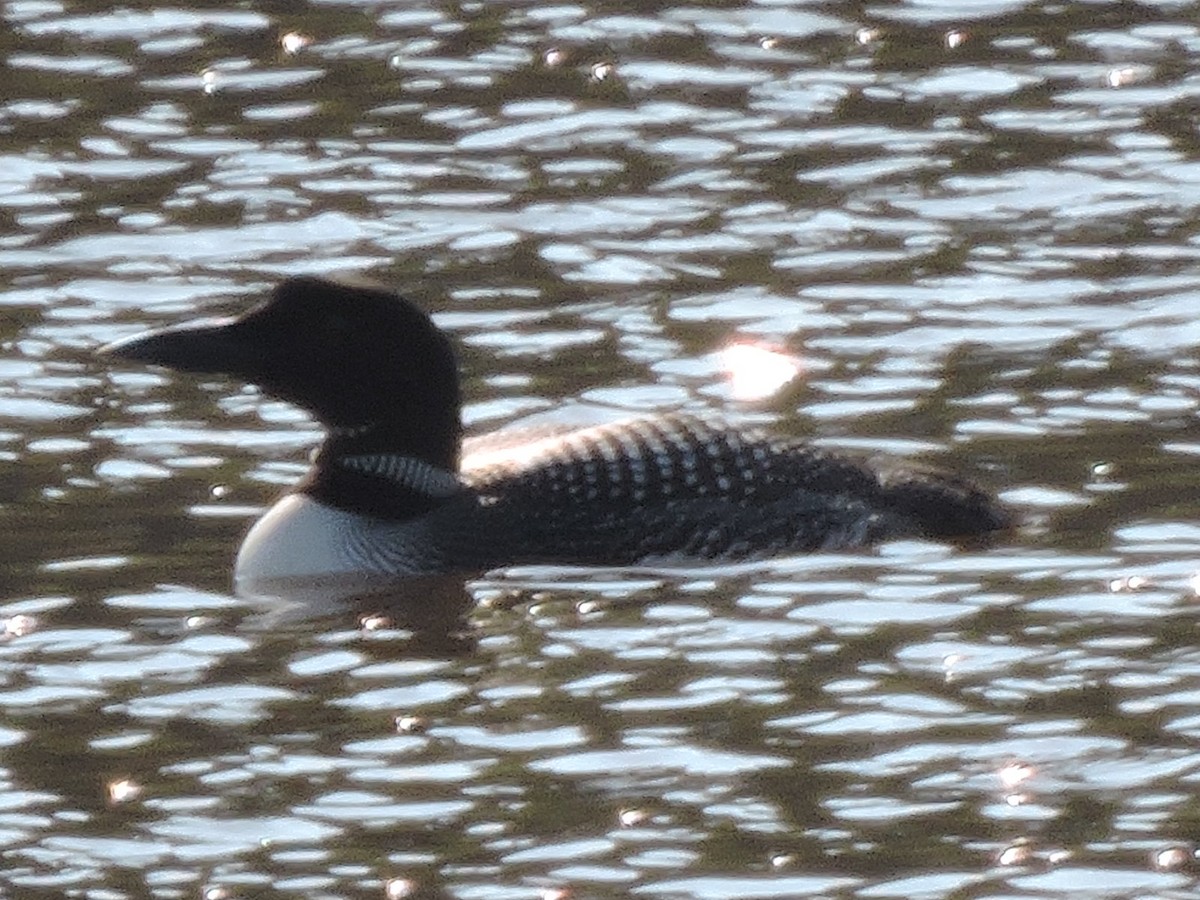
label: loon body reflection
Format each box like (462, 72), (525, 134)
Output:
(101, 276), (1009, 587)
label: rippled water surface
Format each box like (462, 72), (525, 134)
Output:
(4, 0), (1200, 896)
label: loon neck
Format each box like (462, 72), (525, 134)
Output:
(298, 418), (465, 521)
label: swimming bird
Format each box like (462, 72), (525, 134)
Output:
(100, 276), (1009, 588)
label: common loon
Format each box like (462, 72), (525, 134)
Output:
(101, 276), (1009, 587)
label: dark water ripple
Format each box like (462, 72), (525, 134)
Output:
(2, 0), (1200, 896)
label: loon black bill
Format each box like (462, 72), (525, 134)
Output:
(99, 318), (261, 376)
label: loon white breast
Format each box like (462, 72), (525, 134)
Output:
(100, 275), (1010, 588)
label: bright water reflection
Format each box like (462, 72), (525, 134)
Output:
(3, 0), (1200, 896)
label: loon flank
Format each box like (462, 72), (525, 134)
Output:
(101, 276), (1009, 586)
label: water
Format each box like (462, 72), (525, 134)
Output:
(3, 0), (1200, 896)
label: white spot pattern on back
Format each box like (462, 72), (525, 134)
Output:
(461, 415), (850, 513)
(451, 414), (903, 561)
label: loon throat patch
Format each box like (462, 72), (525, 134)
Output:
(337, 453), (464, 499)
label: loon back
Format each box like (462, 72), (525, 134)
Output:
(458, 415), (1006, 565)
(99, 275), (1011, 583)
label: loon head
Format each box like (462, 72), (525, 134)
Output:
(101, 275), (462, 467)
